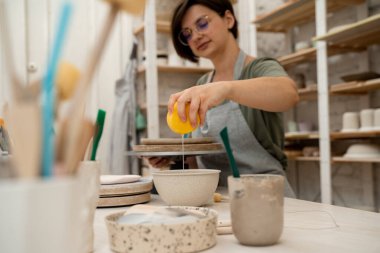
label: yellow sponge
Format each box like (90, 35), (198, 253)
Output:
(56, 62), (80, 101)
(167, 102), (199, 135)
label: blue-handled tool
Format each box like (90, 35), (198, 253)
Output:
(41, 1), (73, 177)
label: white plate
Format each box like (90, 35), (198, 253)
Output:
(100, 175), (141, 185)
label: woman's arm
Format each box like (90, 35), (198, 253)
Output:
(168, 76), (299, 127)
(226, 76), (299, 112)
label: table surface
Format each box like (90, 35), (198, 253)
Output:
(94, 194), (380, 253)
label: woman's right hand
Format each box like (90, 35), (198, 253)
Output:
(146, 157), (173, 169)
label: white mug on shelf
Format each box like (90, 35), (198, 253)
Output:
(341, 112), (359, 132)
(360, 109), (375, 131)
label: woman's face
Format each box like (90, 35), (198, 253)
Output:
(180, 4), (234, 59)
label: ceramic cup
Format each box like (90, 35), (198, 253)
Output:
(360, 109), (375, 131)
(77, 161), (101, 253)
(342, 112), (359, 131)
(228, 175), (284, 246)
(374, 108), (380, 130)
(0, 177), (81, 253)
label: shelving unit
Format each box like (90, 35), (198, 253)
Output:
(286, 130), (380, 141)
(255, 0), (379, 209)
(278, 46), (355, 70)
(278, 48), (317, 68)
(314, 13), (380, 49)
(253, 0), (365, 33)
(288, 156), (320, 162)
(330, 130), (380, 140)
(332, 157), (380, 163)
(288, 156), (380, 163)
(285, 132), (319, 141)
(298, 85), (318, 101)
(330, 78), (380, 95)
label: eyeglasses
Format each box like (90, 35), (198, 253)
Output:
(178, 15), (211, 46)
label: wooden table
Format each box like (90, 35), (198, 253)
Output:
(94, 195), (380, 253)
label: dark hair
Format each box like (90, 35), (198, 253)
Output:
(171, 0), (238, 62)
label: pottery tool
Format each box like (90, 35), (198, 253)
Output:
(220, 127), (240, 178)
(56, 118), (95, 170)
(0, 3), (41, 178)
(90, 109), (106, 161)
(41, 1), (73, 177)
(59, 0), (145, 174)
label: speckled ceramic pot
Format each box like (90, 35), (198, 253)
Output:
(105, 206), (218, 253)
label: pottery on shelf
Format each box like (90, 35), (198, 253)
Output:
(341, 112), (360, 132)
(344, 143), (380, 158)
(360, 109), (375, 131)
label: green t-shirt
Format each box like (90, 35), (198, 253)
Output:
(197, 57), (288, 169)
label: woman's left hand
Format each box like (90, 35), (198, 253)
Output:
(168, 81), (230, 128)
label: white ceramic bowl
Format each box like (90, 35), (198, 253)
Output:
(105, 206), (218, 253)
(152, 169), (220, 206)
(344, 143), (380, 158)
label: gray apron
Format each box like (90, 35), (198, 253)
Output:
(193, 50), (295, 198)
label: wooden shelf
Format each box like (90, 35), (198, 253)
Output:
(298, 85), (318, 101)
(330, 130), (380, 140)
(138, 65), (212, 74)
(285, 130), (380, 141)
(288, 156), (380, 163)
(253, 0), (364, 32)
(291, 156), (320, 162)
(133, 20), (171, 36)
(285, 132), (319, 140)
(278, 48), (316, 68)
(330, 78), (380, 95)
(332, 157), (380, 163)
(278, 46), (354, 69)
(314, 14), (380, 49)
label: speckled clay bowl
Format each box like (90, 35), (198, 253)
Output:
(105, 206), (218, 253)
(152, 169), (220, 206)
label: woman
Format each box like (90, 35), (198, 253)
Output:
(149, 0), (299, 197)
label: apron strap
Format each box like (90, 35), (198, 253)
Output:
(206, 49), (247, 83)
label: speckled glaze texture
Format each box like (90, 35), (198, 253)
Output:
(105, 206), (218, 253)
(228, 175), (284, 246)
(152, 169), (220, 207)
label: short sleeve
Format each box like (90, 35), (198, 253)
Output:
(243, 57), (288, 78)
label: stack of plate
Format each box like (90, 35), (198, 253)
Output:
(130, 137), (224, 156)
(98, 175), (153, 208)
